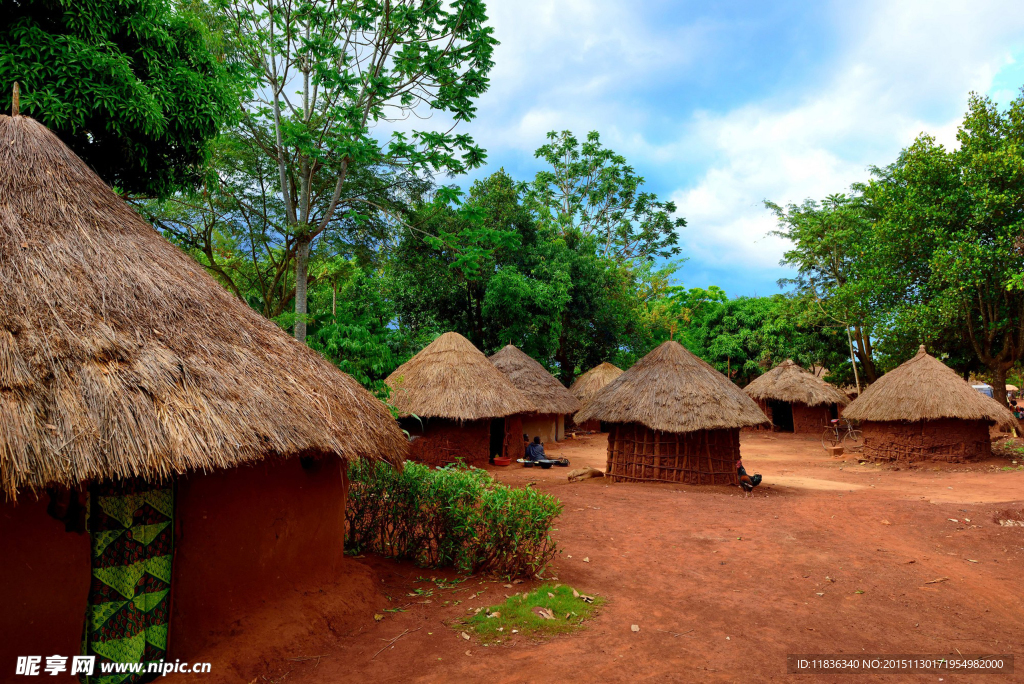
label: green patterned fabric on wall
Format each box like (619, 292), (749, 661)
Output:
(83, 480), (174, 684)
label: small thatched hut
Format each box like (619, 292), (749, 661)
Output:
(490, 345), (582, 443)
(575, 341), (768, 485)
(743, 360), (850, 433)
(0, 112), (407, 672)
(843, 346), (1019, 463)
(569, 362), (624, 431)
(386, 333), (533, 465)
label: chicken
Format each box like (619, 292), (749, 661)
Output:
(736, 459), (762, 497)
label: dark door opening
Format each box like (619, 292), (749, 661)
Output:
(768, 400), (794, 432)
(489, 418), (505, 462)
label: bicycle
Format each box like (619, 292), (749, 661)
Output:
(822, 417), (864, 452)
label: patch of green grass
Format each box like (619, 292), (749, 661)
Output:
(463, 583), (604, 642)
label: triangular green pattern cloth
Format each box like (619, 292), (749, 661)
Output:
(84, 480), (174, 684)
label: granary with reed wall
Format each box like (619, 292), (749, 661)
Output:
(743, 360), (850, 434)
(575, 341), (768, 485)
(386, 333), (534, 466)
(490, 344), (582, 443)
(569, 362), (623, 432)
(0, 110), (407, 671)
(843, 346), (1019, 463)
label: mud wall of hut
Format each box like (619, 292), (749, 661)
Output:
(522, 413), (565, 443)
(605, 423), (740, 486)
(171, 456), (349, 659)
(0, 492), (92, 668)
(402, 418), (491, 466)
(792, 403), (834, 433)
(861, 419), (991, 463)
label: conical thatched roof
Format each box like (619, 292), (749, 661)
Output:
(489, 345), (582, 415)
(385, 333), (533, 420)
(569, 362), (623, 405)
(0, 114), (407, 499)
(843, 346), (1019, 429)
(744, 359), (851, 407)
(575, 341), (769, 433)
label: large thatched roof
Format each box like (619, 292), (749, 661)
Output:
(489, 345), (582, 415)
(744, 359), (851, 407)
(0, 114), (407, 499)
(575, 341), (769, 433)
(569, 362), (623, 405)
(843, 346), (1019, 428)
(385, 333), (533, 420)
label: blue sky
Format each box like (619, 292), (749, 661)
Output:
(447, 0), (1024, 297)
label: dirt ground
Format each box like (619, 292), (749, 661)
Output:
(189, 432), (1024, 683)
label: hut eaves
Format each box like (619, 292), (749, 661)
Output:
(743, 359), (851, 407)
(0, 114), (407, 499)
(489, 344), (582, 415)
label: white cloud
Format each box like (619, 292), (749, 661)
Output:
(669, 0), (1024, 285)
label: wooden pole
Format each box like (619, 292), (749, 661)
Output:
(11, 82), (19, 116)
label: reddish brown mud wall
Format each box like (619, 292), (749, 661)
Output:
(605, 424), (739, 486)
(792, 403), (834, 434)
(405, 419), (490, 466)
(0, 493), (91, 671)
(171, 456), (348, 659)
(522, 414), (563, 444)
(861, 419), (992, 463)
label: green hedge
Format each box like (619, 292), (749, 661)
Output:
(347, 460), (561, 578)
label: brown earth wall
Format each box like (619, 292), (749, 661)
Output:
(171, 456), (349, 659)
(405, 418), (490, 466)
(792, 403), (834, 434)
(605, 423), (739, 486)
(0, 492), (91, 671)
(522, 414), (565, 443)
(861, 419), (992, 463)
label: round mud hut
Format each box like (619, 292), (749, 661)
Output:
(743, 360), (850, 433)
(490, 345), (582, 443)
(569, 362), (624, 431)
(843, 346), (1019, 463)
(386, 333), (534, 465)
(575, 341), (769, 485)
(0, 112), (407, 673)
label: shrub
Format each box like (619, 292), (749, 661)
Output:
(347, 460), (561, 577)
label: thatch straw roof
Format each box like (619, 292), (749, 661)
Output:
(569, 362), (623, 405)
(744, 359), (851, 407)
(385, 333), (533, 420)
(0, 114), (407, 499)
(843, 346), (1019, 429)
(489, 345), (582, 415)
(575, 341), (769, 433)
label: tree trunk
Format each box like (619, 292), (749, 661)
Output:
(991, 365), (1009, 408)
(294, 236), (312, 342)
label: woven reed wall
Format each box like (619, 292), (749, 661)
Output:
(861, 419), (991, 463)
(605, 423), (740, 485)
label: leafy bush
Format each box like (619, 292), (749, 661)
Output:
(347, 460), (561, 578)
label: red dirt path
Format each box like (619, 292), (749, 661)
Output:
(187, 432), (1024, 683)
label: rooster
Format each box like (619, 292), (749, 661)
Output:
(736, 459), (762, 497)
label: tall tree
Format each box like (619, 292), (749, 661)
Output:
(867, 92), (1024, 405)
(527, 130), (685, 262)
(0, 0), (237, 197)
(765, 193), (881, 384)
(213, 0), (496, 341)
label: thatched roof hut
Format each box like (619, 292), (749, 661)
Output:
(385, 333), (532, 465)
(569, 362), (623, 405)
(576, 341), (768, 432)
(490, 345), (581, 442)
(0, 111), (407, 671)
(0, 113), (406, 500)
(576, 341), (767, 485)
(744, 360), (850, 407)
(490, 345), (581, 415)
(743, 360), (850, 433)
(844, 346), (1019, 462)
(385, 333), (533, 420)
(844, 347), (1017, 428)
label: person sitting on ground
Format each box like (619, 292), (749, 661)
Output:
(526, 436), (546, 461)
